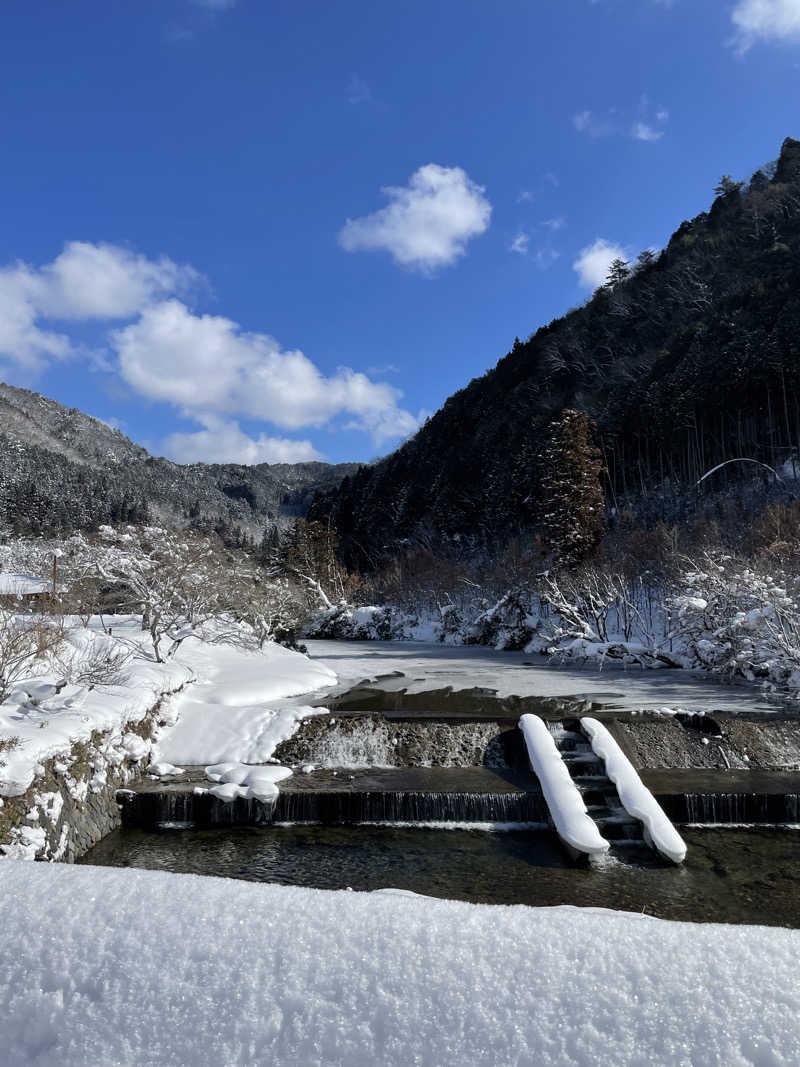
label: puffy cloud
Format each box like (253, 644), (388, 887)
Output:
(111, 299), (419, 444)
(0, 242), (197, 372)
(730, 0), (800, 51)
(339, 164), (491, 272)
(0, 240), (419, 457)
(35, 242), (199, 319)
(572, 238), (627, 289)
(163, 417), (322, 465)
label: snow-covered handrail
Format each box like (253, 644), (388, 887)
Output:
(581, 717), (687, 864)
(518, 714), (609, 857)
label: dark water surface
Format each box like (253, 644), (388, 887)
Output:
(80, 824), (800, 927)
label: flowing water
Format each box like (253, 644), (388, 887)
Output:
(92, 641), (800, 925)
(80, 824), (800, 927)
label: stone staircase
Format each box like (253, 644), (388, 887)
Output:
(546, 721), (645, 849)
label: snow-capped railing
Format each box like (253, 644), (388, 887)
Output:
(518, 714), (609, 857)
(580, 717), (687, 864)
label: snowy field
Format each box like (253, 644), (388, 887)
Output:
(0, 862), (798, 1067)
(152, 637), (335, 766)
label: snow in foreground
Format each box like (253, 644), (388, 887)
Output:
(1, 864), (798, 1067)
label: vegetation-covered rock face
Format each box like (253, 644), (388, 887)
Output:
(0, 382), (358, 545)
(311, 137), (800, 570)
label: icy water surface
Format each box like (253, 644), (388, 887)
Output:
(80, 825), (800, 927)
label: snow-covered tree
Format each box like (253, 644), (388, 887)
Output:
(538, 409), (605, 566)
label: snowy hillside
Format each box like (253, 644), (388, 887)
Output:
(0, 381), (358, 538)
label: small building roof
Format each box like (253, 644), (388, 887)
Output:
(0, 574), (53, 596)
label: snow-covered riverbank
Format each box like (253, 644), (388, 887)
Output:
(1, 861), (798, 1067)
(0, 618), (336, 858)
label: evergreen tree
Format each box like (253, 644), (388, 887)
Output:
(538, 409), (605, 566)
(605, 257), (630, 288)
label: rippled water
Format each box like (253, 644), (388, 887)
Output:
(79, 825), (800, 927)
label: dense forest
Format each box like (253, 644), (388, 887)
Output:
(311, 137), (800, 570)
(0, 382), (357, 545)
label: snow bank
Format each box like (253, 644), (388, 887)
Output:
(1, 863), (798, 1067)
(581, 717), (687, 864)
(519, 714), (608, 856)
(0, 618), (191, 797)
(153, 639), (334, 765)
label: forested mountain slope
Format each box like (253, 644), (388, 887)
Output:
(0, 383), (357, 539)
(311, 137), (800, 569)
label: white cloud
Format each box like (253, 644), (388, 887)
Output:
(347, 74), (372, 104)
(730, 0), (800, 51)
(163, 416), (321, 465)
(574, 101), (667, 142)
(541, 216), (566, 232)
(0, 240), (420, 455)
(509, 232), (530, 255)
(0, 242), (198, 372)
(572, 238), (627, 289)
(631, 121), (664, 142)
(111, 299), (418, 444)
(339, 164), (491, 272)
(37, 242), (199, 319)
(572, 110), (615, 138)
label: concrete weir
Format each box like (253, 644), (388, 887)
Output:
(119, 766), (551, 829)
(117, 703), (800, 856)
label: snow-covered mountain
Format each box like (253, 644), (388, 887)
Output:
(0, 382), (359, 539)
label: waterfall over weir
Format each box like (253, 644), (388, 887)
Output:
(119, 787), (551, 829)
(272, 716), (519, 769)
(658, 792), (800, 824)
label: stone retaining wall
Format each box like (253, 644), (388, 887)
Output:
(0, 691), (182, 863)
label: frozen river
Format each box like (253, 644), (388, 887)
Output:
(304, 639), (788, 717)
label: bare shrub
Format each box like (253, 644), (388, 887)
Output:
(54, 634), (134, 689)
(0, 612), (65, 702)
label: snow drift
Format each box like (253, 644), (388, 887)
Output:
(0, 863), (798, 1067)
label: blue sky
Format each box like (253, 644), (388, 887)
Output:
(1, 0), (800, 465)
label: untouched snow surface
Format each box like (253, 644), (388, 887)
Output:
(519, 714), (608, 856)
(582, 717), (687, 864)
(151, 640), (335, 765)
(1, 863), (799, 1067)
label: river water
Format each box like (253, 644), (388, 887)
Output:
(81, 824), (800, 927)
(80, 640), (800, 926)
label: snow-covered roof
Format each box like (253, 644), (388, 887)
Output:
(0, 573), (52, 596)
